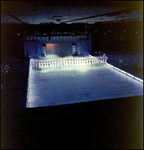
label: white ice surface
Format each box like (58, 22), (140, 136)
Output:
(26, 64), (143, 108)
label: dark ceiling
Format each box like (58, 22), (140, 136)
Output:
(1, 1), (143, 59)
(1, 1), (143, 24)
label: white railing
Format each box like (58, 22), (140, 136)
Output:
(30, 56), (108, 70)
(106, 63), (143, 83)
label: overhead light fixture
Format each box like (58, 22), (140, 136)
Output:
(87, 22), (95, 24)
(52, 16), (62, 19)
(52, 16), (62, 23)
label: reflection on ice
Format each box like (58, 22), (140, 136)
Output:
(26, 64), (143, 108)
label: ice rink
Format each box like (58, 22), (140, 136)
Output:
(26, 64), (143, 108)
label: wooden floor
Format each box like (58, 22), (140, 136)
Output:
(26, 63), (143, 108)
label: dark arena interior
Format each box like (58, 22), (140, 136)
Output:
(1, 1), (143, 149)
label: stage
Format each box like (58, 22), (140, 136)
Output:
(26, 59), (143, 108)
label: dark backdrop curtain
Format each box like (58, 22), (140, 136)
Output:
(79, 39), (91, 55)
(24, 40), (41, 57)
(46, 43), (72, 57)
(24, 39), (92, 58)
